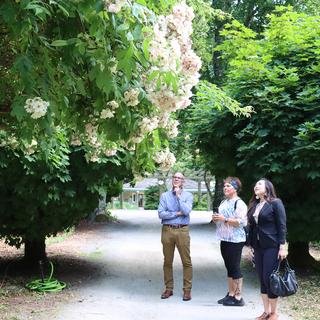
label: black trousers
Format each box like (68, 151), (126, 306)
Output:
(254, 247), (279, 299)
(220, 241), (245, 279)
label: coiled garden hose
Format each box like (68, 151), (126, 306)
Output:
(25, 261), (66, 292)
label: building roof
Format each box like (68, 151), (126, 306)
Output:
(123, 177), (212, 193)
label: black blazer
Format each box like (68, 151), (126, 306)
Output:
(248, 199), (287, 249)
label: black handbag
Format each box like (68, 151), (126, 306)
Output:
(269, 258), (298, 297)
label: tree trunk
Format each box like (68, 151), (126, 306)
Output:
(204, 171), (213, 210)
(212, 27), (224, 85)
(197, 179), (202, 207)
(212, 176), (224, 210)
(288, 241), (317, 269)
(24, 236), (47, 266)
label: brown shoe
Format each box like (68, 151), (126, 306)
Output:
(268, 313), (278, 320)
(183, 290), (192, 301)
(255, 312), (269, 320)
(161, 290), (173, 299)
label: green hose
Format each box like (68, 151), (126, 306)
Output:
(25, 261), (66, 292)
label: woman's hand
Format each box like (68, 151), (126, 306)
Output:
(212, 213), (225, 223)
(278, 245), (287, 260)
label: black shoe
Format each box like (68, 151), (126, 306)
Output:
(217, 293), (229, 304)
(223, 296), (245, 306)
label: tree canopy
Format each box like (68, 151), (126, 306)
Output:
(0, 0), (202, 262)
(187, 7), (320, 253)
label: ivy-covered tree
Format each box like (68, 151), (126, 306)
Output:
(189, 7), (320, 267)
(0, 0), (202, 263)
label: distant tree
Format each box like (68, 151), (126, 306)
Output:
(144, 185), (160, 210)
(208, 0), (320, 84)
(185, 80), (252, 207)
(211, 0), (320, 31)
(190, 7), (320, 267)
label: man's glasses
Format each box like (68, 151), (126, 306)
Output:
(173, 176), (184, 180)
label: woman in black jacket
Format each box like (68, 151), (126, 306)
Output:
(247, 178), (287, 320)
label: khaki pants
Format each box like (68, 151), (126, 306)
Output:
(161, 225), (192, 291)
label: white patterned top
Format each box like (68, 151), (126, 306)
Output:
(215, 198), (248, 243)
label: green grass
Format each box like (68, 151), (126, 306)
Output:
(80, 250), (104, 259)
(95, 210), (118, 222)
(283, 272), (320, 320)
(46, 227), (75, 245)
(241, 248), (320, 320)
(109, 201), (139, 210)
(284, 245), (320, 320)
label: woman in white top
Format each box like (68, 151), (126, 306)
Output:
(212, 176), (248, 307)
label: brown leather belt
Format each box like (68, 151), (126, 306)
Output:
(165, 224), (188, 229)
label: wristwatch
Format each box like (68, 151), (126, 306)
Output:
(224, 218), (228, 224)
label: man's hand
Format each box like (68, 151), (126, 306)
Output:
(174, 186), (182, 198)
(177, 211), (183, 216)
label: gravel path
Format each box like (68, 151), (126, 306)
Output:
(52, 210), (291, 320)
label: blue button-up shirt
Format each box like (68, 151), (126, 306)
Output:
(158, 190), (193, 225)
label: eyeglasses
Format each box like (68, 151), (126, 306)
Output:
(173, 176), (184, 180)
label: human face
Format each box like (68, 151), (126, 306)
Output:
(254, 179), (266, 198)
(223, 182), (237, 199)
(172, 173), (184, 188)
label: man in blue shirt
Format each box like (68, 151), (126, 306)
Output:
(158, 172), (193, 301)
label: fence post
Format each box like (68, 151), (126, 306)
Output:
(120, 192), (124, 209)
(207, 192), (211, 211)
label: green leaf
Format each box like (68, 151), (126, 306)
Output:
(51, 40), (68, 46)
(126, 32), (134, 41)
(116, 23), (129, 31)
(56, 3), (70, 17)
(142, 38), (151, 59)
(51, 39), (77, 46)
(95, 71), (113, 95)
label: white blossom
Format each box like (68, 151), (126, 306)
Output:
(107, 100), (119, 109)
(7, 136), (18, 149)
(103, 0), (126, 13)
(90, 153), (100, 162)
(158, 112), (170, 128)
(166, 119), (179, 138)
(154, 148), (176, 171)
(24, 97), (49, 119)
(25, 139), (38, 155)
(85, 123), (101, 148)
(181, 50), (202, 75)
(139, 116), (159, 134)
(100, 109), (115, 119)
(71, 134), (82, 146)
(143, 3), (201, 114)
(104, 148), (117, 157)
(124, 89), (140, 107)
